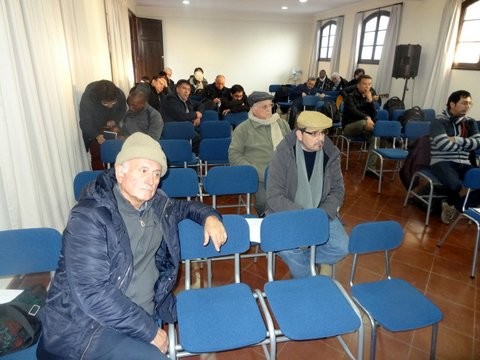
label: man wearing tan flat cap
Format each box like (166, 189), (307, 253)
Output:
(38, 132), (226, 359)
(266, 111), (348, 279)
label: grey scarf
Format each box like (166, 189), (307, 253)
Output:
(294, 140), (324, 208)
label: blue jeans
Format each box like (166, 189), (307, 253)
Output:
(277, 216), (349, 279)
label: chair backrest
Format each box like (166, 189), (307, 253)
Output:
(268, 84), (282, 94)
(159, 139), (194, 166)
(462, 168), (480, 211)
(160, 167), (199, 199)
(202, 110), (220, 122)
(376, 109), (389, 121)
(100, 139), (125, 165)
(178, 215), (250, 261)
(391, 109), (405, 122)
(203, 165), (258, 196)
(198, 138), (231, 163)
(423, 108), (436, 121)
(73, 170), (103, 201)
(373, 119), (402, 138)
(224, 111), (248, 128)
(302, 95), (320, 107)
(199, 121), (231, 139)
(348, 220), (403, 255)
(403, 121), (431, 142)
(260, 208), (329, 253)
(0, 228), (62, 276)
(162, 121), (196, 140)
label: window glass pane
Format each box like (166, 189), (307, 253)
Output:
(378, 15), (390, 30)
(459, 20), (480, 41)
(363, 32), (375, 46)
(327, 47), (333, 58)
(374, 45), (383, 60)
(376, 30), (386, 45)
(361, 46), (373, 60)
(465, 2), (480, 20)
(365, 18), (377, 32)
(329, 34), (335, 46)
(319, 47), (328, 59)
(454, 42), (480, 63)
(330, 24), (337, 35)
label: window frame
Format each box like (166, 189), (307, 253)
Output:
(317, 20), (337, 61)
(358, 10), (390, 65)
(452, 0), (480, 70)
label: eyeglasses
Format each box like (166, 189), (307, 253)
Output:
(459, 101), (473, 107)
(302, 129), (328, 137)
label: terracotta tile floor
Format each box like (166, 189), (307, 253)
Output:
(176, 151), (479, 360)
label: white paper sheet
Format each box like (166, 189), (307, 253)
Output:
(0, 289), (23, 304)
(245, 217), (263, 243)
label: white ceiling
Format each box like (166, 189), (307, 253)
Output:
(134, 0), (364, 16)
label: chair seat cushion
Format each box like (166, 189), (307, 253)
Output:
(264, 276), (361, 340)
(374, 148), (408, 159)
(176, 283), (266, 352)
(351, 278), (443, 332)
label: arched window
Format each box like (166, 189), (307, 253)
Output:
(358, 10), (390, 64)
(453, 0), (480, 70)
(318, 21), (337, 61)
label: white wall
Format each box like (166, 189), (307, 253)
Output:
(133, 7), (313, 94)
(133, 0), (480, 118)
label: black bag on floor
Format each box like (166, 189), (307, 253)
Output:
(383, 96), (405, 119)
(0, 285), (47, 355)
(319, 100), (341, 124)
(399, 106), (425, 127)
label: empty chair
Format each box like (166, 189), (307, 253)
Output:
(260, 208), (364, 360)
(168, 215), (270, 359)
(161, 121), (196, 141)
(160, 167), (200, 200)
(349, 220), (443, 360)
(224, 111), (248, 128)
(203, 165), (258, 214)
(199, 120), (231, 139)
(376, 109), (389, 121)
(302, 95), (320, 111)
(100, 139), (124, 168)
(403, 120), (431, 147)
(0, 227), (62, 359)
(391, 109), (405, 122)
(73, 170), (103, 201)
(337, 132), (369, 171)
(362, 120), (408, 193)
(198, 137), (231, 176)
(202, 109), (220, 122)
(159, 139), (198, 168)
(437, 168), (480, 277)
(423, 108), (436, 121)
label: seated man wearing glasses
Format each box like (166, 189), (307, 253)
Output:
(266, 111), (349, 278)
(430, 90), (480, 224)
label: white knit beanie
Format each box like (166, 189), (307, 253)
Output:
(116, 132), (168, 176)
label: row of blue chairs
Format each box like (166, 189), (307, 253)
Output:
(167, 208), (443, 359)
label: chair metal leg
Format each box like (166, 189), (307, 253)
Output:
(437, 214), (463, 247)
(370, 322), (378, 360)
(377, 156), (384, 194)
(430, 322), (439, 360)
(470, 220), (480, 278)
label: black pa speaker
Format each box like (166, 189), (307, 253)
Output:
(392, 44), (421, 79)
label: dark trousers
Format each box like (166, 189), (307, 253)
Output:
(37, 328), (168, 360)
(89, 140), (104, 170)
(431, 161), (480, 210)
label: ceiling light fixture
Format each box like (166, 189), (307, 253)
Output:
(281, 6), (288, 10)
(182, 0), (190, 4)
(299, 0), (308, 3)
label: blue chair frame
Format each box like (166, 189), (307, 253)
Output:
(259, 208), (364, 360)
(349, 221), (443, 360)
(0, 228), (62, 360)
(73, 170), (103, 201)
(100, 139), (124, 167)
(160, 167), (200, 200)
(437, 168), (480, 277)
(168, 215), (271, 359)
(199, 120), (231, 139)
(159, 139), (198, 168)
(223, 111), (248, 128)
(161, 121), (196, 141)
(198, 137), (231, 176)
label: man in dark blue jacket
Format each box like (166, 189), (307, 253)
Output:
(37, 132), (227, 359)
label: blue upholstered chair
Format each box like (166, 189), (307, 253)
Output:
(349, 220), (443, 360)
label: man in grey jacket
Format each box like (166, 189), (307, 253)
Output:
(266, 111), (349, 278)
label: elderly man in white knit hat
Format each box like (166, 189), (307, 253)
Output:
(38, 132), (226, 360)
(228, 91), (291, 216)
(266, 111), (349, 279)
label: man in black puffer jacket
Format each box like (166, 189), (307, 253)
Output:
(37, 132), (226, 359)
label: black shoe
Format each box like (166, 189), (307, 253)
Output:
(365, 170), (378, 178)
